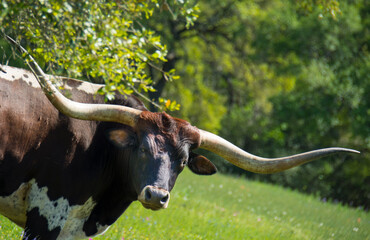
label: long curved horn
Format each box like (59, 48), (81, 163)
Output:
(6, 35), (141, 127)
(199, 129), (360, 174)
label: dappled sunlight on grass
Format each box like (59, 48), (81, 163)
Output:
(0, 218), (22, 240)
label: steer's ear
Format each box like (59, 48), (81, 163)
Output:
(106, 128), (136, 148)
(188, 153), (217, 175)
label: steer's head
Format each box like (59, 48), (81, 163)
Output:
(107, 111), (216, 210)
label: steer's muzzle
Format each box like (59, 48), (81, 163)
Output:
(138, 186), (170, 210)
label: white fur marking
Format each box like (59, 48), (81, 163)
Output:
(0, 179), (111, 239)
(28, 179), (71, 231)
(57, 198), (100, 239)
(0, 65), (40, 88)
(0, 65), (102, 94)
(0, 182), (30, 227)
(27, 180), (106, 239)
(63, 78), (103, 95)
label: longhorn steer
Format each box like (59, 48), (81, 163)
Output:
(0, 39), (359, 239)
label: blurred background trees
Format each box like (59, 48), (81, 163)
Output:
(1, 0), (368, 208)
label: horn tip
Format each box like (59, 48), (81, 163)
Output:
(349, 149), (361, 154)
(332, 147), (360, 154)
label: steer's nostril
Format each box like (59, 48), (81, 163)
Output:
(160, 194), (169, 204)
(145, 189), (152, 200)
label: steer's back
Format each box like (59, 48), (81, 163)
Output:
(0, 65), (111, 165)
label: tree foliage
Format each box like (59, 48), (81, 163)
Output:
(0, 0), (198, 109)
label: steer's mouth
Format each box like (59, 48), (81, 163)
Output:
(140, 202), (165, 211)
(138, 185), (170, 211)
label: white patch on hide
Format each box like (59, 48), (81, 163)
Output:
(62, 77), (103, 95)
(0, 65), (40, 88)
(57, 198), (104, 239)
(0, 182), (30, 227)
(27, 180), (108, 239)
(28, 179), (71, 231)
(0, 65), (102, 94)
(0, 179), (112, 239)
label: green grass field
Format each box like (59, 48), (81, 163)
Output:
(0, 169), (368, 239)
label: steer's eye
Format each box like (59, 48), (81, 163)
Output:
(139, 147), (147, 154)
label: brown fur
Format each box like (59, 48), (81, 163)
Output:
(138, 111), (201, 149)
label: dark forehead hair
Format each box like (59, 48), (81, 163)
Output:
(137, 111), (201, 149)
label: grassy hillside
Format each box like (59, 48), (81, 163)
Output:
(0, 169), (368, 239)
